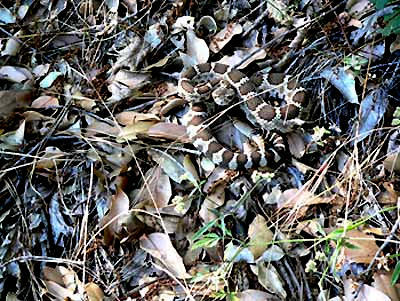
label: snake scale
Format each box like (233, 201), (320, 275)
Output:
(179, 62), (307, 170)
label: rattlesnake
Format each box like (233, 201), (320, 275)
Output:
(179, 62), (307, 170)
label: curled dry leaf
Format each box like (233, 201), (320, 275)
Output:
(277, 188), (333, 217)
(251, 262), (286, 300)
(113, 70), (151, 89)
(149, 149), (197, 184)
(140, 233), (189, 279)
(1, 30), (22, 56)
(237, 289), (280, 301)
(373, 271), (400, 300)
(147, 122), (189, 143)
(31, 95), (59, 108)
(248, 215), (274, 259)
(134, 166), (172, 209)
(85, 115), (119, 137)
(218, 47), (267, 69)
(321, 67), (358, 104)
(43, 266), (84, 301)
(185, 29), (209, 64)
(101, 188), (130, 245)
(287, 131), (306, 158)
(0, 121), (25, 151)
(203, 167), (236, 193)
(210, 23), (242, 53)
(32, 64), (51, 77)
(199, 184), (225, 223)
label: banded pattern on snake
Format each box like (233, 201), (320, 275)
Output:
(179, 63), (307, 170)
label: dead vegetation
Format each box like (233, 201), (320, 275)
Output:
(1, 0), (400, 300)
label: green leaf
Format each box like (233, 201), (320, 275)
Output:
(191, 219), (219, 242)
(391, 261), (400, 285)
(343, 241), (360, 249)
(191, 233), (221, 250)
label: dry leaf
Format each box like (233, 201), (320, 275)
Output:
(186, 29), (209, 64)
(237, 289), (280, 301)
(147, 122), (189, 143)
(336, 229), (379, 265)
(248, 215), (274, 259)
(31, 95), (59, 108)
(210, 23), (242, 53)
(85, 282), (104, 301)
(287, 131), (306, 158)
(101, 188), (130, 244)
(0, 90), (32, 119)
(140, 233), (189, 279)
(0, 66), (32, 83)
(134, 166), (172, 209)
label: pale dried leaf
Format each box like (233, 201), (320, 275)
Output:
(321, 67), (358, 104)
(251, 262), (286, 299)
(85, 282), (104, 301)
(36, 147), (67, 170)
(149, 150), (197, 184)
(147, 122), (189, 142)
(140, 233), (189, 279)
(116, 111), (160, 125)
(199, 184), (225, 223)
(186, 29), (209, 64)
(0, 121), (25, 151)
(210, 23), (242, 53)
(31, 96), (59, 108)
(117, 120), (157, 140)
(0, 66), (32, 83)
(39, 71), (62, 88)
(0, 8), (16, 24)
(237, 289), (280, 301)
(224, 242), (254, 263)
(101, 188), (130, 244)
(135, 166), (172, 209)
(373, 271), (400, 300)
(337, 229), (379, 265)
(344, 278), (391, 301)
(44, 280), (81, 301)
(113, 70), (151, 89)
(1, 30), (22, 56)
(248, 215), (273, 259)
(219, 47), (267, 69)
(287, 132), (306, 158)
(32, 64), (51, 77)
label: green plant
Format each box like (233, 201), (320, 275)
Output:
(370, 0), (400, 35)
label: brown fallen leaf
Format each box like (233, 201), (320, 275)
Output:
(100, 188), (130, 245)
(210, 23), (242, 53)
(0, 90), (33, 119)
(335, 229), (379, 266)
(134, 166), (172, 209)
(140, 232), (190, 279)
(248, 215), (274, 259)
(31, 95), (59, 108)
(147, 122), (189, 143)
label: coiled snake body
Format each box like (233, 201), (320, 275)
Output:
(179, 63), (307, 170)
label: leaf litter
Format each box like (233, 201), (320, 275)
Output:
(0, 0), (400, 300)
